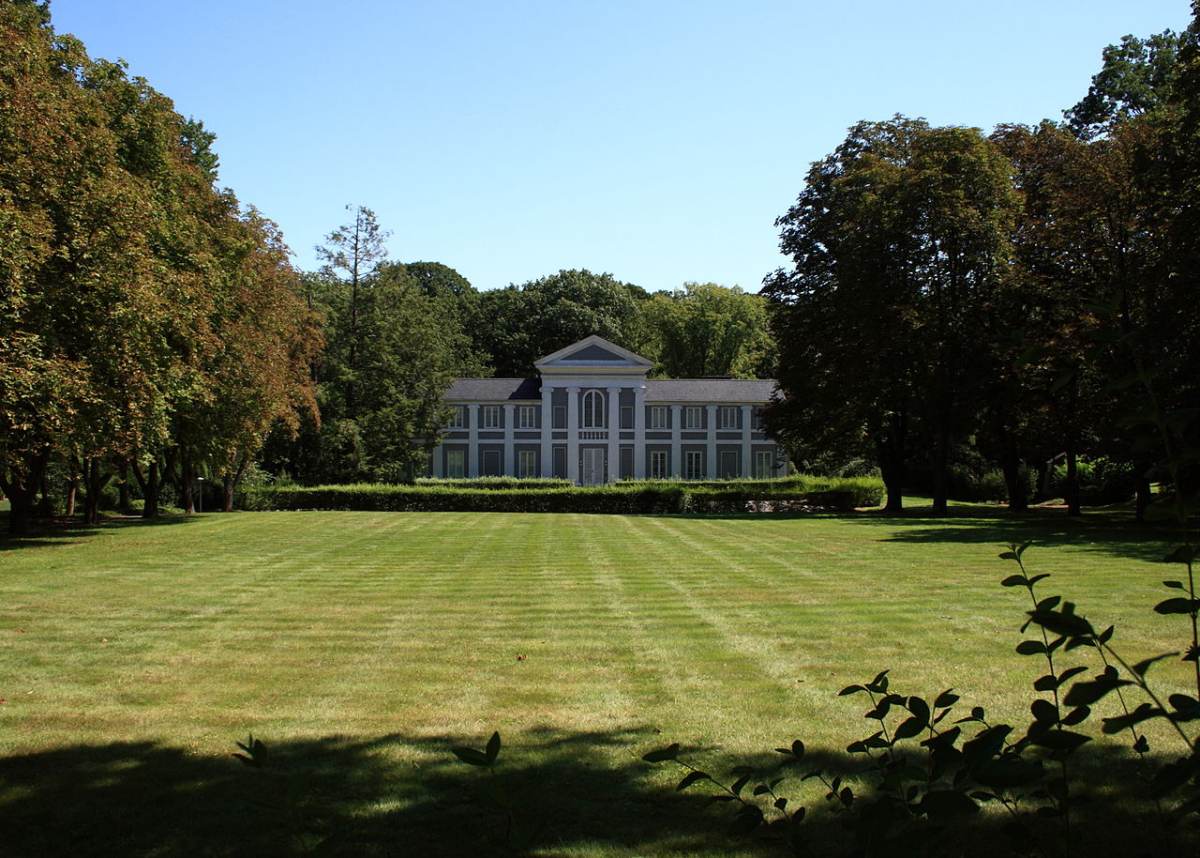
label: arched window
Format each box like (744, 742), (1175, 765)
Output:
(581, 389), (606, 428)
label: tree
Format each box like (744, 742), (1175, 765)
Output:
(642, 283), (776, 379)
(316, 206), (389, 415)
(474, 269), (650, 376)
(1065, 30), (1185, 139)
(765, 118), (1017, 513)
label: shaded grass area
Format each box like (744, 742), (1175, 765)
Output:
(0, 506), (1193, 855)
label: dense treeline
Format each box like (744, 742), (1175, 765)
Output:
(764, 8), (1200, 517)
(0, 2), (319, 533)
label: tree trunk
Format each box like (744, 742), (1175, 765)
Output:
(1065, 446), (1081, 517)
(82, 458), (102, 526)
(1135, 476), (1152, 523)
(1001, 441), (1028, 512)
(141, 460), (160, 518)
(36, 468), (52, 517)
(876, 412), (907, 513)
(181, 451), (195, 515)
(117, 460), (133, 515)
(65, 474), (78, 518)
(222, 475), (235, 513)
(931, 422), (950, 515)
(2, 451), (48, 535)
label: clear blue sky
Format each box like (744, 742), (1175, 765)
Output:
(52, 0), (1190, 293)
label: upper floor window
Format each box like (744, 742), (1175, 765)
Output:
(581, 389), (606, 428)
(448, 406), (466, 429)
(753, 407), (766, 431)
(683, 406), (702, 430)
(516, 405), (537, 429)
(649, 406), (668, 429)
(482, 405), (500, 429)
(719, 406), (739, 429)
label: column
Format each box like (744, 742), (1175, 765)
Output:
(741, 405), (753, 478)
(540, 384), (553, 478)
(503, 403), (514, 476)
(467, 404), (479, 477)
(670, 405), (682, 478)
(432, 443), (443, 477)
(633, 384), (646, 479)
(566, 386), (580, 484)
(606, 386), (620, 482)
(706, 405), (718, 479)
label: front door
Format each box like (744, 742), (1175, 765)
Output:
(580, 448), (606, 485)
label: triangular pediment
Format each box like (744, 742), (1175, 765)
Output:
(535, 335), (652, 372)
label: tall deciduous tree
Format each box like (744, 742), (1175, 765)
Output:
(643, 283), (776, 379)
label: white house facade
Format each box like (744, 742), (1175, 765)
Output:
(430, 335), (787, 484)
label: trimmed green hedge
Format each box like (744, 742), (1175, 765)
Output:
(415, 477), (571, 490)
(240, 476), (882, 514)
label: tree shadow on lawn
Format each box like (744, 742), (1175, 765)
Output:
(838, 505), (1179, 565)
(0, 726), (1191, 857)
(0, 511), (195, 552)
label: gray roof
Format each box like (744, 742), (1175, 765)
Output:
(445, 377), (541, 401)
(645, 378), (778, 403)
(444, 376), (778, 403)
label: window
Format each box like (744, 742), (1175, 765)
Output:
(447, 449), (465, 478)
(482, 405), (500, 429)
(755, 450), (775, 479)
(448, 406), (466, 429)
(553, 445), (567, 478)
(719, 406), (738, 429)
(517, 405), (537, 429)
(581, 389), (606, 428)
(650, 450), (668, 479)
(649, 406), (667, 429)
(683, 406), (702, 430)
(518, 449), (537, 477)
(553, 405), (566, 429)
(685, 450), (704, 480)
(720, 449), (739, 478)
(753, 408), (766, 431)
(482, 449), (501, 476)
(621, 406), (633, 430)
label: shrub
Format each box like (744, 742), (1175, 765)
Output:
(1050, 456), (1139, 505)
(415, 476), (572, 490)
(239, 475), (883, 514)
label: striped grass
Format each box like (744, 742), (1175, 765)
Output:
(0, 507), (1191, 856)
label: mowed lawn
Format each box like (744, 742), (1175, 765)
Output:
(0, 508), (1192, 856)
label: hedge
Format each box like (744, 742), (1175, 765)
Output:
(414, 477), (571, 490)
(239, 476), (882, 514)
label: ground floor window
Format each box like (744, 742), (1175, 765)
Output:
(447, 449), (465, 478)
(685, 450), (704, 480)
(754, 450), (774, 478)
(650, 450), (668, 479)
(719, 449), (738, 478)
(482, 450), (501, 476)
(518, 449), (537, 477)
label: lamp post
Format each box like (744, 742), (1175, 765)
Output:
(197, 476), (204, 514)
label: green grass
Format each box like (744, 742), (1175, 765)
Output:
(0, 505), (1194, 856)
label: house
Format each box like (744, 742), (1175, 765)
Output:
(431, 335), (787, 484)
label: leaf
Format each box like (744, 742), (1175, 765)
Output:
(1101, 703), (1164, 734)
(731, 773), (752, 797)
(1031, 699), (1058, 724)
(866, 670), (890, 693)
(791, 739), (805, 759)
(485, 731), (501, 763)
(907, 696), (931, 724)
(1061, 705), (1091, 727)
(1001, 574), (1026, 587)
(1063, 676), (1133, 707)
(1167, 693), (1200, 720)
(1026, 609), (1093, 638)
(642, 743), (680, 763)
(894, 716), (927, 741)
(1027, 574), (1050, 586)
(1030, 730), (1091, 752)
(934, 689), (959, 709)
(1132, 652), (1177, 677)
(1016, 640), (1047, 656)
(1154, 598), (1200, 615)
(999, 552), (1019, 562)
(676, 771), (710, 791)
(838, 684), (866, 696)
(753, 783), (771, 796)
(774, 796), (788, 811)
(451, 746), (491, 766)
(1162, 580), (1185, 590)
